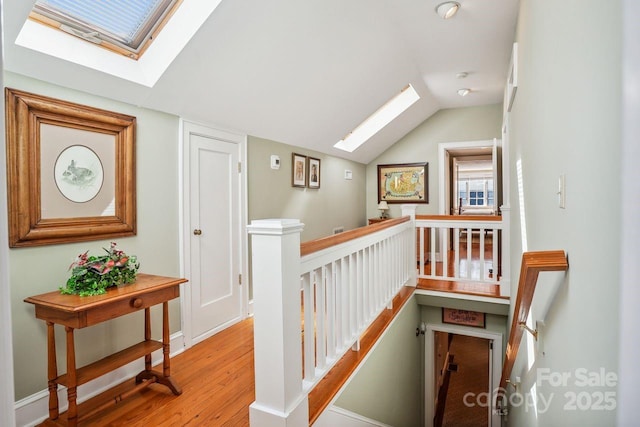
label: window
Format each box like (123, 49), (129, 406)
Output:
(458, 178), (494, 208)
(29, 0), (182, 59)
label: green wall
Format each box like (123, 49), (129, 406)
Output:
(7, 78), (368, 403)
(365, 104), (503, 220)
(506, 0), (621, 425)
(334, 297), (423, 426)
(248, 136), (367, 242)
(6, 72), (182, 400)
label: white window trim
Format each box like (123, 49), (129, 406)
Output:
(15, 0), (222, 87)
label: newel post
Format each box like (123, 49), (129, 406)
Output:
(247, 219), (308, 427)
(402, 204), (418, 287)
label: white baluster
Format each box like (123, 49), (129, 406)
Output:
(327, 263), (336, 360)
(480, 228), (486, 281)
(315, 268), (326, 370)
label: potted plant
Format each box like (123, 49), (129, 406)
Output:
(60, 242), (140, 296)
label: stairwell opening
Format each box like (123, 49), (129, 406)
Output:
(425, 325), (503, 427)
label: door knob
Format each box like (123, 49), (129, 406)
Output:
(193, 229), (202, 235)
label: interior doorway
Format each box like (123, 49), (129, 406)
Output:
(438, 140), (502, 216)
(433, 332), (490, 427)
(181, 120), (248, 348)
(425, 324), (502, 427)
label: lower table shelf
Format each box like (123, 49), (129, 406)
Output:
(56, 340), (163, 387)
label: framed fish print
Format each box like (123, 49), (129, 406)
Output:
(5, 88), (137, 247)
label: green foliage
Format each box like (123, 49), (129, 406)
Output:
(60, 243), (140, 297)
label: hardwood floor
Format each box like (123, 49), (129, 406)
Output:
(441, 334), (489, 427)
(38, 286), (416, 427)
(40, 318), (255, 426)
(417, 239), (507, 299)
(417, 278), (504, 299)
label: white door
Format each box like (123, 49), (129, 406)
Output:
(183, 121), (245, 345)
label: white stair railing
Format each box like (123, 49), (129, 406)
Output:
(299, 217), (414, 389)
(247, 216), (415, 427)
(415, 214), (510, 296)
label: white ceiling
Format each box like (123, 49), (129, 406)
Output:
(2, 0), (519, 164)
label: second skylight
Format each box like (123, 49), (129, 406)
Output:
(334, 84), (420, 153)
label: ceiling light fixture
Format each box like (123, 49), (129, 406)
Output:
(435, 2), (460, 19)
(456, 72), (468, 79)
(334, 84), (420, 153)
(457, 88), (471, 97)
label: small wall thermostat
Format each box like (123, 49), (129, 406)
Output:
(270, 155), (280, 170)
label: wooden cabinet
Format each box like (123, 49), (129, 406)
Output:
(24, 274), (187, 426)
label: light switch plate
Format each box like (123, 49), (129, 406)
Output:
(344, 170), (353, 180)
(270, 155), (280, 170)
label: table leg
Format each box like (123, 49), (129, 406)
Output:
(162, 301), (170, 378)
(144, 307), (152, 371)
(154, 301), (181, 395)
(65, 326), (78, 427)
(46, 322), (59, 420)
(134, 302), (182, 395)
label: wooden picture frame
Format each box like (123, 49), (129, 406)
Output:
(5, 88), (137, 247)
(377, 162), (428, 203)
(307, 157), (320, 189)
(442, 308), (486, 328)
(292, 153), (307, 187)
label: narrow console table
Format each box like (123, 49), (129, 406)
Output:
(25, 273), (188, 426)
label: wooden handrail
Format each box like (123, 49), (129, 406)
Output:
(300, 216), (409, 256)
(498, 250), (568, 396)
(416, 214), (502, 222)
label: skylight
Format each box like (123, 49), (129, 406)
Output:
(334, 85), (420, 153)
(17, 0), (222, 86)
(30, 0), (181, 59)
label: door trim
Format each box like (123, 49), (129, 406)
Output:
(425, 324), (503, 427)
(179, 119), (248, 349)
(438, 139), (499, 215)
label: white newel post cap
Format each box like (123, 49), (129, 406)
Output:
(401, 204), (418, 218)
(247, 219), (305, 236)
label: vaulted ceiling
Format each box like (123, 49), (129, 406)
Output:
(2, 0), (519, 164)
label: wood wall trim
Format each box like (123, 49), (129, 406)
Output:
(300, 217), (409, 257)
(498, 250), (568, 396)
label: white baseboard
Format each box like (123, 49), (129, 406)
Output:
(14, 332), (186, 427)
